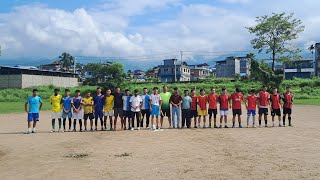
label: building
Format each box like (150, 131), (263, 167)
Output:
(284, 60), (314, 79)
(216, 56), (250, 78)
(189, 63), (210, 81)
(39, 61), (61, 71)
(145, 67), (159, 79)
(158, 59), (191, 82)
(315, 43), (320, 77)
(0, 66), (79, 88)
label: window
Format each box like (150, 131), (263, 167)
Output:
(177, 68), (179, 71)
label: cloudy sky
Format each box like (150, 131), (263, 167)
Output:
(0, 0), (318, 66)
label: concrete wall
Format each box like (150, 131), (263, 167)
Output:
(0, 74), (78, 88)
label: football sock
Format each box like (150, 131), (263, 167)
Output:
(51, 119), (55, 130)
(32, 128), (35, 132)
(283, 116), (286, 125)
(28, 128), (31, 132)
(252, 116), (256, 125)
(265, 120), (267, 125)
(288, 117), (291, 125)
(63, 118), (66, 129)
(68, 118), (72, 129)
(247, 116), (250, 125)
(79, 119), (82, 130)
(259, 120), (261, 125)
(73, 119), (76, 130)
(58, 118), (62, 129)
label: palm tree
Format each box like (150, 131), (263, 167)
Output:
(59, 52), (75, 72)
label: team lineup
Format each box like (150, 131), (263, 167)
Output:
(24, 85), (294, 134)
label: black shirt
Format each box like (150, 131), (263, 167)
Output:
(113, 92), (123, 108)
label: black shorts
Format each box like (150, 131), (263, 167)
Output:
(283, 108), (292, 115)
(271, 108), (281, 116)
(123, 110), (132, 118)
(84, 113), (94, 120)
(161, 109), (171, 118)
(208, 109), (218, 118)
(259, 108), (268, 115)
(190, 110), (198, 118)
(114, 107), (123, 118)
(232, 109), (242, 116)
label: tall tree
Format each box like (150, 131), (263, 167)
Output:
(247, 13), (305, 72)
(59, 52), (75, 72)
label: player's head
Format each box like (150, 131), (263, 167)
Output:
(32, 89), (38, 96)
(153, 87), (159, 94)
(163, 85), (168, 92)
(65, 89), (70, 96)
(54, 88), (60, 95)
(125, 89), (130, 96)
(96, 87), (102, 94)
(184, 90), (189, 96)
(174, 87), (178, 94)
(106, 88), (111, 95)
(262, 85), (267, 91)
(200, 89), (205, 95)
(86, 91), (91, 97)
(222, 88), (226, 95)
(286, 86), (291, 93)
(115, 87), (121, 93)
(249, 89), (255, 95)
(143, 87), (148, 94)
(134, 89), (139, 96)
(272, 87), (277, 94)
(211, 88), (215, 94)
(191, 89), (196, 95)
(75, 90), (81, 96)
(235, 87), (241, 93)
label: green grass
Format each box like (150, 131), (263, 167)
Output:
(0, 101), (51, 114)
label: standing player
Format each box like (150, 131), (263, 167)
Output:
(269, 87), (282, 127)
(245, 90), (258, 128)
(282, 86), (294, 127)
(25, 89), (43, 134)
(71, 90), (83, 132)
(50, 89), (62, 133)
(207, 88), (219, 128)
(130, 89), (142, 130)
(190, 89), (198, 128)
(93, 87), (104, 131)
(140, 88), (151, 129)
(257, 85), (270, 127)
(170, 87), (182, 128)
(160, 85), (172, 128)
(122, 89), (132, 130)
(103, 88), (115, 130)
(83, 91), (94, 131)
(61, 89), (72, 132)
(197, 89), (208, 128)
(150, 87), (162, 130)
(113, 87), (124, 130)
(181, 90), (192, 128)
(218, 88), (230, 128)
(230, 88), (245, 128)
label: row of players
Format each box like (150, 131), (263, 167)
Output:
(24, 85), (294, 133)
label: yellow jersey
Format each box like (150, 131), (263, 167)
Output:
(50, 94), (62, 112)
(104, 95), (114, 111)
(83, 97), (93, 114)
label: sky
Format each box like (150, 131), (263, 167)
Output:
(0, 0), (319, 67)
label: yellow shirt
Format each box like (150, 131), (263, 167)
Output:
(50, 94), (62, 112)
(83, 97), (93, 114)
(104, 95), (114, 111)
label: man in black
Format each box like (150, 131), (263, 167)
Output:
(113, 87), (123, 130)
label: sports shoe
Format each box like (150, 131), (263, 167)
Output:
(31, 130), (35, 133)
(208, 125), (212, 128)
(239, 124), (242, 128)
(232, 125), (235, 128)
(289, 124), (293, 127)
(90, 128), (93, 131)
(247, 125), (249, 128)
(203, 125), (206, 128)
(138, 127), (140, 130)
(50, 129), (55, 133)
(177, 126), (181, 129)
(214, 125), (218, 128)
(130, 128), (134, 131)
(279, 124), (283, 127)
(158, 126), (161, 130)
(265, 124), (268, 128)
(197, 125), (200, 128)
(26, 131), (31, 134)
(219, 125), (222, 128)
(224, 125), (228, 128)
(252, 125), (256, 128)
(194, 125), (197, 128)
(272, 123), (275, 127)
(258, 125), (261, 128)
(73, 129), (76, 132)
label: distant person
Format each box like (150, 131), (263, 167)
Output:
(130, 89), (142, 130)
(282, 86), (294, 127)
(230, 88), (245, 128)
(93, 87), (104, 131)
(140, 88), (151, 129)
(150, 87), (162, 130)
(71, 90), (83, 131)
(25, 89), (42, 134)
(170, 87), (182, 128)
(258, 85), (270, 127)
(218, 88), (230, 128)
(269, 87), (282, 127)
(197, 89), (208, 128)
(181, 90), (192, 128)
(160, 85), (172, 128)
(50, 88), (62, 133)
(113, 87), (124, 130)
(122, 89), (132, 130)
(83, 91), (94, 131)
(245, 90), (258, 128)
(207, 88), (219, 128)
(61, 89), (73, 132)
(190, 89), (198, 128)
(103, 88), (115, 130)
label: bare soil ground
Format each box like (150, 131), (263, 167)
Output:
(0, 105), (319, 180)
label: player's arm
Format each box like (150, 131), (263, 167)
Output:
(149, 98), (152, 112)
(228, 96), (232, 109)
(178, 96), (182, 106)
(39, 101), (43, 111)
(25, 101), (28, 113)
(244, 97), (248, 109)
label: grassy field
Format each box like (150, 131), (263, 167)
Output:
(0, 78), (319, 114)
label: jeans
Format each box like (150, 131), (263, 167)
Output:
(172, 106), (181, 128)
(182, 109), (191, 128)
(131, 112), (140, 128)
(141, 109), (150, 128)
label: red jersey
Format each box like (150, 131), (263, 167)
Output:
(270, 94), (281, 109)
(231, 92), (244, 109)
(218, 94), (229, 110)
(198, 95), (208, 110)
(208, 93), (218, 109)
(258, 91), (269, 107)
(246, 94), (258, 110)
(283, 92), (294, 109)
(190, 96), (198, 110)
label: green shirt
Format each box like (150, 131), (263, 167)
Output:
(160, 92), (171, 109)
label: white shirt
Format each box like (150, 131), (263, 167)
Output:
(150, 94), (162, 106)
(130, 95), (142, 112)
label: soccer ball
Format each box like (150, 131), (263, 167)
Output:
(152, 125), (156, 130)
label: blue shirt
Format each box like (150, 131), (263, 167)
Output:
(72, 96), (82, 109)
(122, 95), (132, 111)
(26, 96), (42, 113)
(93, 94), (104, 111)
(62, 96), (72, 111)
(141, 94), (150, 110)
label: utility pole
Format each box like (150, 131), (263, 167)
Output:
(74, 58), (76, 74)
(174, 58), (177, 82)
(180, 51), (183, 65)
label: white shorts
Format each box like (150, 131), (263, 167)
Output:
(51, 112), (62, 119)
(220, 110), (229, 116)
(72, 109), (83, 119)
(104, 111), (114, 117)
